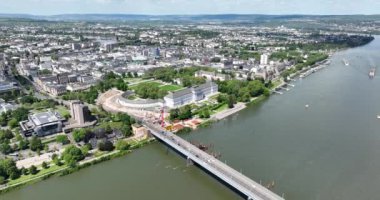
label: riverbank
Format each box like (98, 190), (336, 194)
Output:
(0, 138), (154, 194)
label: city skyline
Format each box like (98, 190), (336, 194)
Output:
(1, 0), (380, 15)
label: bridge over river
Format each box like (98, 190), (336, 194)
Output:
(144, 123), (285, 200)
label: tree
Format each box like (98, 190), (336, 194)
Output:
(0, 115), (7, 126)
(52, 154), (62, 166)
(11, 107), (29, 122)
(62, 145), (85, 167)
(115, 78), (128, 91)
(217, 94), (228, 104)
(72, 129), (91, 143)
(0, 159), (20, 179)
(44, 144), (49, 152)
(29, 165), (38, 175)
(105, 124), (112, 134)
(81, 144), (92, 157)
(56, 135), (70, 145)
(30, 136), (43, 152)
(121, 125), (132, 137)
(21, 167), (28, 175)
(169, 108), (180, 121)
(0, 129), (14, 141)
(0, 176), (5, 184)
(178, 105), (192, 120)
(41, 162), (49, 169)
(227, 95), (236, 108)
(98, 140), (114, 152)
(7, 118), (18, 129)
(115, 140), (130, 151)
(134, 82), (167, 99)
(247, 80), (265, 97)
(19, 139), (29, 150)
(199, 109), (210, 119)
(263, 88), (270, 97)
(0, 142), (12, 154)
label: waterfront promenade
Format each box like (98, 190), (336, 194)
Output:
(212, 102), (247, 120)
(145, 123), (284, 200)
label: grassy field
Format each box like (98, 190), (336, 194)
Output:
(7, 164), (66, 186)
(270, 79), (283, 89)
(159, 84), (183, 92)
(213, 103), (228, 113)
(98, 121), (124, 129)
(129, 80), (162, 90)
(56, 106), (70, 117)
(124, 78), (142, 84)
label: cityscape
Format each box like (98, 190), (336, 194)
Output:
(0, 1), (380, 200)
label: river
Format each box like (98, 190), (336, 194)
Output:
(3, 37), (380, 200)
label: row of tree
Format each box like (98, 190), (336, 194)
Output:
(216, 79), (270, 103)
(134, 82), (167, 99)
(169, 105), (193, 121)
(143, 66), (209, 87)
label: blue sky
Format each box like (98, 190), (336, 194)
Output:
(1, 0), (380, 15)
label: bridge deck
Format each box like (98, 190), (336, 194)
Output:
(145, 123), (284, 200)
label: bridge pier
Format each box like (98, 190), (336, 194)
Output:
(186, 157), (193, 167)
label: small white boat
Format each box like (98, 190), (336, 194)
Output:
(305, 104), (309, 108)
(377, 115), (380, 119)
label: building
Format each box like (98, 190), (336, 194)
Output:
(0, 102), (17, 113)
(164, 82), (218, 108)
(19, 110), (64, 137)
(131, 123), (150, 138)
(70, 100), (92, 125)
(195, 70), (230, 81)
(0, 81), (19, 93)
(260, 54), (269, 65)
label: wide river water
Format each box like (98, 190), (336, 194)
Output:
(3, 37), (380, 200)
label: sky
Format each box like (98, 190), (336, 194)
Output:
(1, 0), (380, 15)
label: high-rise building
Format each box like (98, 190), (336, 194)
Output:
(70, 100), (92, 125)
(260, 54), (269, 65)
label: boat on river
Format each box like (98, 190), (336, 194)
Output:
(343, 59), (349, 66)
(369, 68), (376, 79)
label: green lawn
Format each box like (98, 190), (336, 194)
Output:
(270, 79), (283, 89)
(130, 81), (163, 90)
(42, 136), (57, 145)
(159, 84), (183, 92)
(56, 106), (70, 117)
(211, 103), (228, 114)
(124, 78), (142, 84)
(7, 164), (66, 186)
(98, 121), (124, 129)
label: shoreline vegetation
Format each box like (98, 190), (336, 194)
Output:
(0, 138), (154, 194)
(0, 36), (374, 195)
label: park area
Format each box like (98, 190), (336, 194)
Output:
(130, 80), (184, 99)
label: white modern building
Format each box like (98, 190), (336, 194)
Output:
(260, 54), (269, 65)
(164, 82), (218, 108)
(195, 70), (230, 81)
(20, 110), (64, 137)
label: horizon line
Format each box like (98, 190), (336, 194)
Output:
(1, 13), (380, 17)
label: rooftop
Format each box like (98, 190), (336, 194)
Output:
(30, 110), (63, 126)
